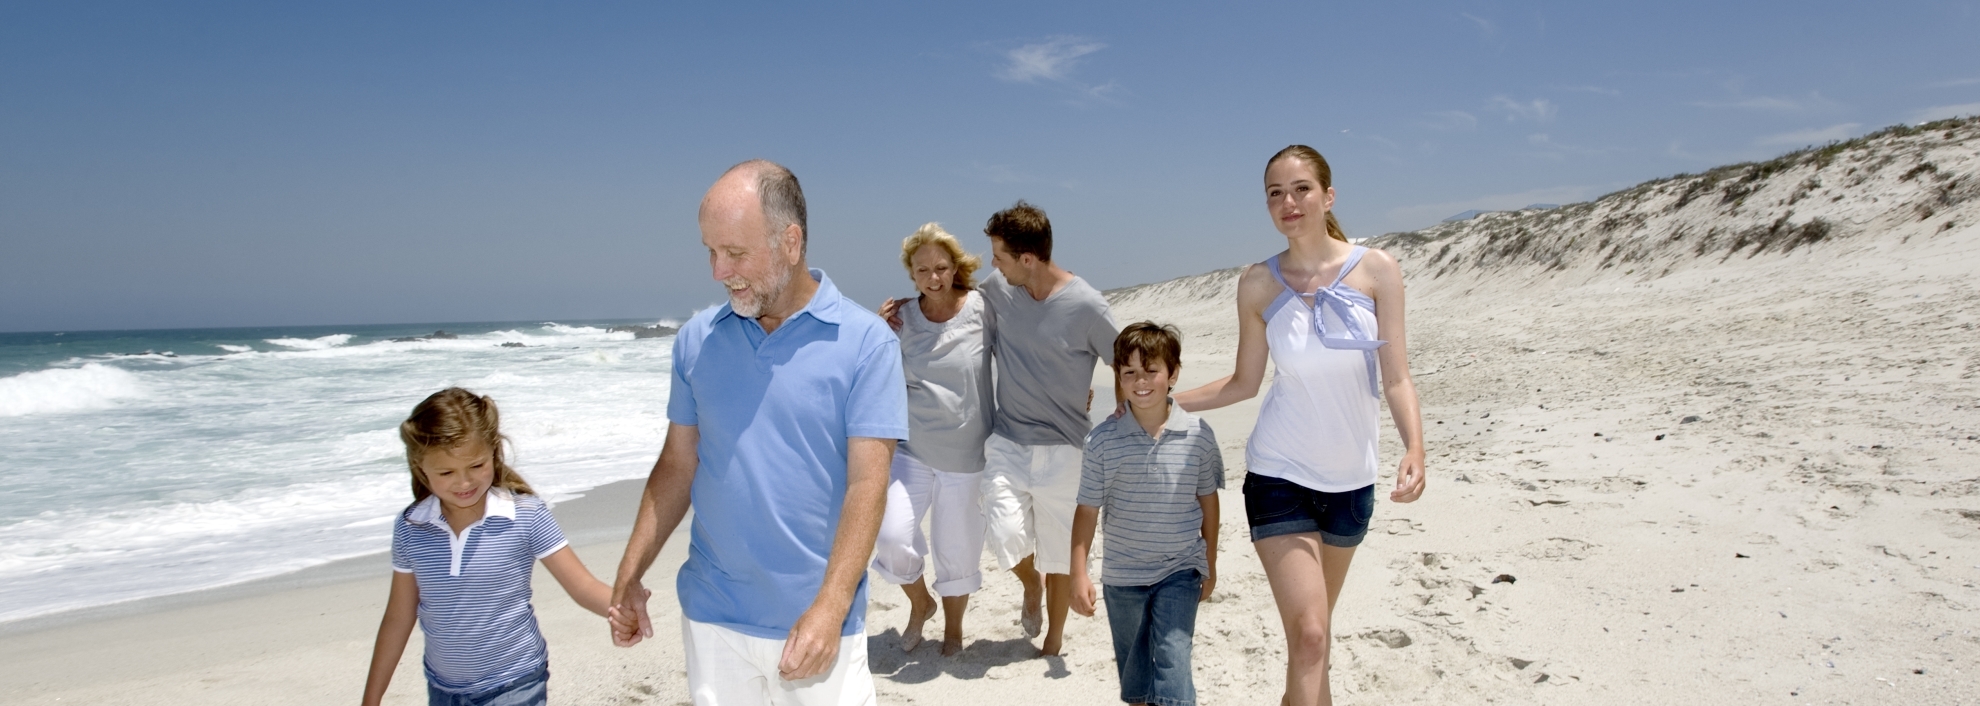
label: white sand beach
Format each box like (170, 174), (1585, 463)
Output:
(4, 119), (1979, 705)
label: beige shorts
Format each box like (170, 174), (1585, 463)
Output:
(979, 433), (1084, 575)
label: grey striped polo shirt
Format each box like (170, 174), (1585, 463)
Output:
(1077, 402), (1224, 586)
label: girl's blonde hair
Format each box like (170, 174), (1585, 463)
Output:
(399, 387), (534, 503)
(899, 222), (981, 290)
(1267, 145), (1349, 243)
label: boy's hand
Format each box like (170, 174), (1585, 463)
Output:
(1070, 573), (1098, 617)
(1199, 568), (1216, 603)
(878, 297), (906, 332)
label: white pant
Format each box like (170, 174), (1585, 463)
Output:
(870, 451), (987, 596)
(682, 618), (877, 706)
(980, 433), (1084, 575)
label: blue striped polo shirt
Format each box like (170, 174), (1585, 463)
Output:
(391, 488), (569, 694)
(1077, 401), (1225, 586)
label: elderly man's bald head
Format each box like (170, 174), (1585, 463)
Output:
(702, 159), (807, 255)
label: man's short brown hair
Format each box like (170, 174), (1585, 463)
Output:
(1113, 321), (1183, 374)
(984, 200), (1052, 262)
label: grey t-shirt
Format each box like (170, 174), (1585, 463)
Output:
(898, 292), (994, 473)
(979, 271), (1118, 448)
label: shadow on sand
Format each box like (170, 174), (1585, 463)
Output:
(866, 630), (1074, 684)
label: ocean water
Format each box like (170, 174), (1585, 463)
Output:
(0, 320), (677, 623)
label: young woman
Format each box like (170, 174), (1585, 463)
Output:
(870, 223), (995, 656)
(1174, 146), (1426, 706)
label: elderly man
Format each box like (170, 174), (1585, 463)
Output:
(610, 159), (907, 706)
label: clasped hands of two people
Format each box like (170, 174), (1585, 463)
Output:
(607, 581), (846, 681)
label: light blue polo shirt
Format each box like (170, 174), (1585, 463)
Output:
(667, 268), (909, 639)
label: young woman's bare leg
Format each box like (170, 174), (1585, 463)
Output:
(1257, 533), (1358, 706)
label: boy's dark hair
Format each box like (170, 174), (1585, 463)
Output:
(984, 200), (1052, 262)
(1113, 321), (1183, 374)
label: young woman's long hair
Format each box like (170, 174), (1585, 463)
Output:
(399, 387), (534, 503)
(1268, 145), (1349, 243)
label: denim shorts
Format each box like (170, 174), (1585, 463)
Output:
(1103, 569), (1202, 706)
(427, 664), (548, 706)
(1242, 473), (1375, 547)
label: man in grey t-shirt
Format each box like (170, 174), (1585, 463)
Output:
(974, 200), (1118, 656)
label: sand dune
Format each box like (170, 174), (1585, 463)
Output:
(1040, 116), (1980, 704)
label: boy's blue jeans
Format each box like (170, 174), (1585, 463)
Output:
(1103, 569), (1202, 706)
(427, 664), (548, 706)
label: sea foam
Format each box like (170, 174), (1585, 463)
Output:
(0, 364), (145, 417)
(266, 333), (352, 350)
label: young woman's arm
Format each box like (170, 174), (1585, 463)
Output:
(1068, 504), (1101, 617)
(1364, 248), (1426, 503)
(1175, 264), (1275, 413)
(1196, 492), (1220, 602)
(541, 546), (611, 617)
(360, 572), (419, 706)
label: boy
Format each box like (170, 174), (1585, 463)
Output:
(1070, 322), (1223, 706)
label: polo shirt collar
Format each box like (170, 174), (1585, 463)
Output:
(406, 486), (518, 526)
(714, 268), (843, 327)
(1161, 399), (1197, 433)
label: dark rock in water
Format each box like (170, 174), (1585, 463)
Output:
(499, 342), (527, 348)
(610, 324), (679, 339)
(430, 330), (458, 339)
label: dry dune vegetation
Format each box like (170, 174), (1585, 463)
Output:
(1061, 115), (1980, 704)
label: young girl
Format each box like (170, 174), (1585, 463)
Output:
(363, 387), (614, 706)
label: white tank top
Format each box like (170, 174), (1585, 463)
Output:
(1245, 247), (1384, 492)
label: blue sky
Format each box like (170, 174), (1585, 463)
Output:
(4, 1), (1978, 332)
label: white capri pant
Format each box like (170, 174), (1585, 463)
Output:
(682, 617), (877, 706)
(980, 433), (1084, 575)
(870, 450), (987, 597)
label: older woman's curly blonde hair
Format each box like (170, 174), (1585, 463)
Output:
(899, 222), (981, 290)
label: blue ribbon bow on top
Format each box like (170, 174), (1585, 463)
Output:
(1267, 248), (1387, 398)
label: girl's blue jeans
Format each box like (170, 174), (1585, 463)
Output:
(427, 664), (548, 706)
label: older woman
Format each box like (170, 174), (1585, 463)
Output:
(870, 222), (995, 656)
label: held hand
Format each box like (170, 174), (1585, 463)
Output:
(608, 580), (653, 647)
(778, 605), (844, 681)
(1070, 573), (1097, 617)
(878, 297), (905, 332)
(1391, 450), (1426, 503)
(1199, 569), (1217, 603)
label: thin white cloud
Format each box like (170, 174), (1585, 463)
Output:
(1489, 95), (1557, 123)
(1387, 185), (1598, 230)
(1422, 110), (1478, 131)
(997, 36), (1106, 83)
(1925, 77), (1980, 89)
(1691, 92), (1841, 112)
(1460, 12), (1496, 37)
(1526, 133), (1612, 158)
(1552, 84), (1620, 96)
(1913, 102), (1980, 123)
(969, 162), (1031, 185)
(1756, 123), (1861, 147)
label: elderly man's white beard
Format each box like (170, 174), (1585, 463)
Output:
(724, 263), (794, 318)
